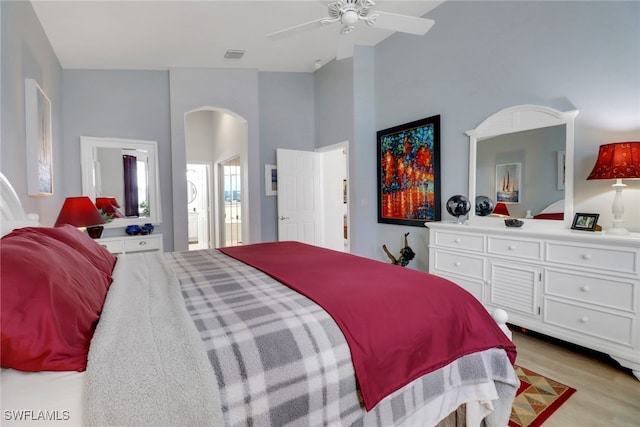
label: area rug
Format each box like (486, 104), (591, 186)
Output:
(509, 365), (576, 427)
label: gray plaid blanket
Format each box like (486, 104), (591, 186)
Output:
(165, 249), (519, 427)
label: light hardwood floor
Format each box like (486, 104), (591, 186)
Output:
(511, 329), (640, 427)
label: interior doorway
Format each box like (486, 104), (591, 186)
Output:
(277, 141), (349, 252)
(187, 164), (211, 250)
(184, 107), (249, 250)
(220, 157), (242, 246)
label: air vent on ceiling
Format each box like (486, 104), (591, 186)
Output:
(224, 49), (246, 59)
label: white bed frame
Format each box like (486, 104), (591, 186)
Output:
(0, 172), (39, 236)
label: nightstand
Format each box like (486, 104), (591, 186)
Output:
(95, 234), (163, 255)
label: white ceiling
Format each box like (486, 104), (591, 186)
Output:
(30, 0), (444, 73)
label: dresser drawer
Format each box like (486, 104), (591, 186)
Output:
(544, 299), (634, 346)
(96, 238), (124, 254)
(545, 269), (635, 312)
(488, 237), (542, 261)
(546, 242), (637, 275)
(124, 236), (162, 253)
(433, 250), (484, 280)
(433, 231), (484, 252)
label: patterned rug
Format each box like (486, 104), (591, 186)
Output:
(509, 365), (576, 427)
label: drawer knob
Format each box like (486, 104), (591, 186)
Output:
(454, 261), (461, 267)
(454, 238), (461, 243)
(508, 245), (516, 251)
(579, 316), (589, 323)
(581, 253), (592, 260)
(139, 241), (147, 246)
(581, 285), (590, 292)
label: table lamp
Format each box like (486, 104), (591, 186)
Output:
(493, 202), (511, 217)
(96, 196), (124, 218)
(587, 141), (640, 235)
(54, 196), (106, 238)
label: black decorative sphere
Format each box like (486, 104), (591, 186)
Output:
(446, 195), (471, 219)
(475, 195), (495, 216)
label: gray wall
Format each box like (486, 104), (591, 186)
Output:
(62, 70), (172, 248)
(259, 72), (316, 243)
(168, 68), (261, 251)
(1, 1), (64, 226)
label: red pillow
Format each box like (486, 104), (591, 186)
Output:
(0, 230), (113, 372)
(13, 225), (116, 276)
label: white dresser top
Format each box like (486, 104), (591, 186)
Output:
(425, 218), (640, 248)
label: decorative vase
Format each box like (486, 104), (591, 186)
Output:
(142, 223), (154, 235)
(125, 225), (141, 236)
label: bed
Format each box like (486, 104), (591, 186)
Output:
(0, 172), (519, 427)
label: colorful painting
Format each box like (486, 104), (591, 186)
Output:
(377, 115), (441, 226)
(496, 163), (521, 203)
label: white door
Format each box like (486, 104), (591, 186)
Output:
(277, 149), (322, 245)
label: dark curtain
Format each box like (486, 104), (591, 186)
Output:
(123, 155), (139, 217)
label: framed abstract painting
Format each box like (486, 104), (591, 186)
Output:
(377, 115), (441, 226)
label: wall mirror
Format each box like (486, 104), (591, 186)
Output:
(466, 105), (578, 228)
(81, 136), (162, 228)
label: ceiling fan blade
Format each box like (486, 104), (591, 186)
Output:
(266, 18), (326, 40)
(373, 12), (435, 35)
(336, 33), (356, 60)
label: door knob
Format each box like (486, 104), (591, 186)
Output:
(279, 216), (290, 220)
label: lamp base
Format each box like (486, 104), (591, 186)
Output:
(608, 180), (629, 235)
(606, 224), (630, 235)
(87, 225), (104, 239)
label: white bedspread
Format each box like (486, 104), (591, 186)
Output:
(84, 252), (223, 426)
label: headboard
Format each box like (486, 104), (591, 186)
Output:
(1, 172), (39, 236)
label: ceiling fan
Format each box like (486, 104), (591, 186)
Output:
(266, 0), (435, 60)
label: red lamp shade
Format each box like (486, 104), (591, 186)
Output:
(95, 197), (124, 218)
(587, 142), (640, 180)
(493, 202), (511, 217)
(54, 197), (106, 228)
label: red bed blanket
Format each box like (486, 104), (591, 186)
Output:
(219, 242), (516, 410)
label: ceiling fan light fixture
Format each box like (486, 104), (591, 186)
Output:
(341, 10), (359, 27)
(224, 49), (245, 59)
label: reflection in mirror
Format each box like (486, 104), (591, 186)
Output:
(475, 125), (565, 219)
(81, 137), (162, 228)
(466, 105), (578, 228)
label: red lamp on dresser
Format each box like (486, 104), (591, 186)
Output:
(95, 197), (124, 218)
(54, 196), (106, 238)
(587, 141), (640, 235)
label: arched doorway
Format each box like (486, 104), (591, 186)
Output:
(184, 107), (248, 248)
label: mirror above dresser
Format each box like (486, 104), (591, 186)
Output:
(80, 136), (162, 228)
(466, 105), (579, 229)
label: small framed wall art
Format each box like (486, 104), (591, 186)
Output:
(265, 164), (277, 196)
(496, 163), (520, 204)
(25, 78), (53, 196)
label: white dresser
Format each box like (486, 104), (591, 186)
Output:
(426, 219), (640, 379)
(95, 234), (163, 255)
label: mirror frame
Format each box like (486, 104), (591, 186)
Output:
(466, 105), (579, 228)
(80, 136), (162, 228)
